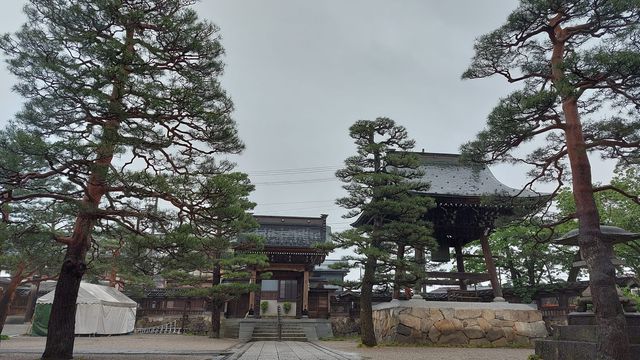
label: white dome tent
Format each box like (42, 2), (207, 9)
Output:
(32, 282), (137, 336)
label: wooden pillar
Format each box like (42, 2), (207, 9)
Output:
(302, 270), (309, 314)
(414, 246), (425, 297)
(480, 230), (503, 300)
(454, 242), (467, 291)
(248, 270), (256, 313)
(393, 245), (405, 299)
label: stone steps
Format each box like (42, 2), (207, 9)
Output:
(568, 312), (640, 326)
(250, 324), (307, 342)
(556, 325), (640, 343)
(535, 313), (640, 359)
(536, 340), (640, 360)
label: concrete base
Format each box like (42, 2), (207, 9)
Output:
(535, 313), (640, 360)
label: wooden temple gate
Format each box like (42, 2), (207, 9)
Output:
(400, 152), (540, 300)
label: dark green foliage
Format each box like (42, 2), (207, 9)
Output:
(555, 164), (640, 276)
(150, 172), (268, 337)
(462, 1), (640, 358)
(334, 117), (435, 347)
(0, 0), (243, 238)
(0, 0), (247, 356)
(464, 223), (574, 288)
(334, 118), (435, 287)
(462, 0), (640, 177)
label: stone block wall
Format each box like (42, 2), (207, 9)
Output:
(373, 300), (548, 347)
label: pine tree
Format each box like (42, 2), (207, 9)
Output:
(0, 209), (66, 337)
(155, 172), (268, 338)
(462, 1), (640, 358)
(0, 1), (243, 358)
(335, 117), (434, 347)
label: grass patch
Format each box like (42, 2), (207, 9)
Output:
(0, 335), (9, 340)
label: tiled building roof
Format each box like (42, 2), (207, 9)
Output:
(412, 152), (540, 198)
(252, 215), (330, 248)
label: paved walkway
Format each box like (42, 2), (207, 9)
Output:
(0, 332), (534, 360)
(232, 341), (359, 360)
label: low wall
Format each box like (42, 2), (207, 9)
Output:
(373, 299), (548, 346)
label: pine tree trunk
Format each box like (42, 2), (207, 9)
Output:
(0, 267), (23, 339)
(562, 97), (630, 360)
(360, 254), (377, 347)
(548, 20), (630, 358)
(41, 23), (132, 359)
(210, 261), (222, 339)
(42, 228), (90, 360)
(211, 302), (221, 339)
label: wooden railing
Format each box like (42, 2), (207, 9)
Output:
(540, 308), (571, 318)
(137, 309), (207, 317)
(135, 320), (182, 334)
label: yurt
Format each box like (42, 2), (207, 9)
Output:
(32, 282), (137, 336)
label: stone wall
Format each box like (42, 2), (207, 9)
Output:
(373, 299), (548, 347)
(330, 316), (360, 337)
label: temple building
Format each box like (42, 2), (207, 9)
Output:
(354, 151), (541, 300)
(226, 214), (343, 318)
(416, 152), (541, 298)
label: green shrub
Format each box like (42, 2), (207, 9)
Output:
(283, 301), (292, 314)
(260, 300), (269, 314)
(0, 335), (9, 340)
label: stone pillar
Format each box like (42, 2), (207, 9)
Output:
(248, 270), (256, 313)
(302, 270), (309, 314)
(480, 231), (504, 301)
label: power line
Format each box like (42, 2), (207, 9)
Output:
(258, 199), (336, 206)
(247, 165), (341, 177)
(254, 204), (342, 212)
(253, 177), (337, 186)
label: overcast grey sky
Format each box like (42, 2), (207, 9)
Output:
(0, 0), (616, 238)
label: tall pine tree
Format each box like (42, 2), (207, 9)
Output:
(0, 1), (243, 358)
(462, 1), (640, 358)
(155, 172), (268, 338)
(335, 117), (434, 347)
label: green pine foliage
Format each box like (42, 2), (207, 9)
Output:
(0, 0), (248, 354)
(150, 172), (268, 337)
(334, 117), (435, 347)
(461, 2), (640, 358)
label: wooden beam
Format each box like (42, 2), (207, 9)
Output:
(480, 231), (503, 299)
(248, 270), (257, 313)
(426, 271), (492, 281)
(423, 280), (466, 286)
(302, 270), (309, 315)
(454, 243), (467, 290)
(462, 254), (502, 259)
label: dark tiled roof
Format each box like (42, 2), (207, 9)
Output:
(413, 152), (540, 198)
(251, 215), (329, 248)
(555, 225), (640, 246)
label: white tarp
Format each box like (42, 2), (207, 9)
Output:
(37, 282), (137, 335)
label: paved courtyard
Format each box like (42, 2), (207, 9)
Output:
(0, 326), (534, 360)
(230, 341), (358, 360)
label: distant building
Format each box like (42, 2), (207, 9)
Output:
(135, 214), (348, 320)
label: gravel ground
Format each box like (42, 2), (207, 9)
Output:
(1, 334), (535, 360)
(320, 340), (535, 360)
(0, 334), (238, 360)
